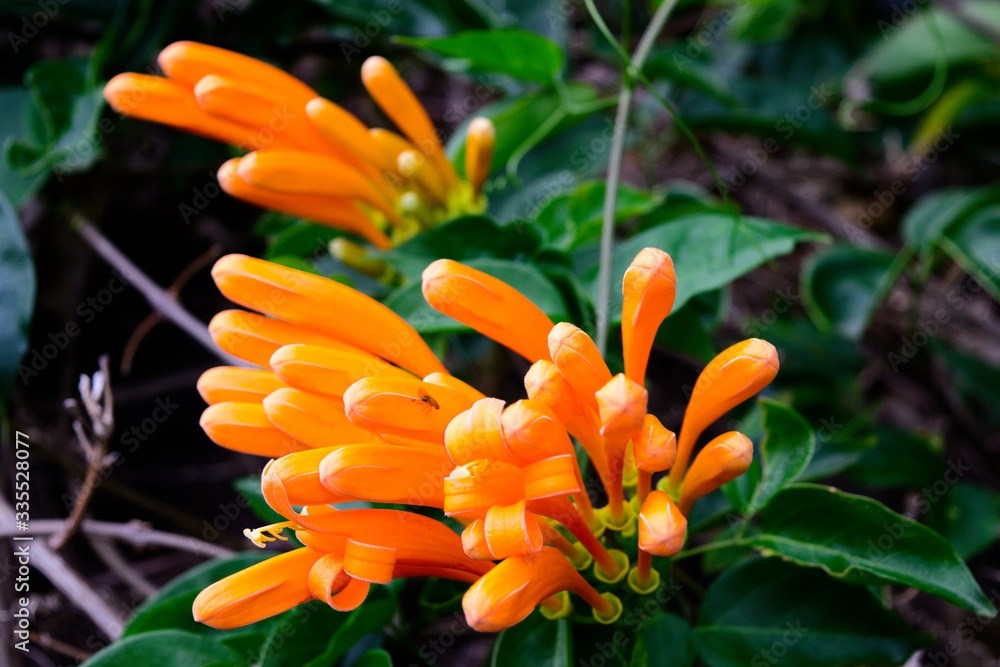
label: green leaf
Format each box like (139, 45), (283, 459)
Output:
(938, 202), (1000, 301)
(630, 613), (695, 667)
(927, 482), (1000, 560)
(383, 258), (567, 334)
(355, 648), (393, 667)
(0, 192), (35, 402)
(846, 427), (944, 489)
(590, 212), (826, 322)
(397, 29), (563, 84)
(901, 186), (1000, 253)
(303, 599), (396, 667)
(124, 551), (273, 636)
(695, 558), (929, 667)
(754, 484), (995, 616)
(379, 215), (542, 282)
(932, 343), (1000, 423)
(263, 221), (341, 260)
(744, 400), (815, 517)
(81, 630), (241, 666)
(492, 616), (571, 667)
(801, 246), (896, 340)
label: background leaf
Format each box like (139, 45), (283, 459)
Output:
(397, 29), (563, 83)
(0, 192), (35, 402)
(492, 616), (571, 667)
(81, 630), (241, 666)
(630, 613), (695, 667)
(801, 245), (896, 340)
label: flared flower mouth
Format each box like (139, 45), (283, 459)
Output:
(104, 42), (496, 249)
(190, 245), (778, 633)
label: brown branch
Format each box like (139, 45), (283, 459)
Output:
(6, 519), (233, 559)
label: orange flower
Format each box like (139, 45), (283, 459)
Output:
(191, 249), (780, 633)
(106, 42), (496, 247)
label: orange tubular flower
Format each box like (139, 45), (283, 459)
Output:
(106, 42), (495, 247)
(422, 259), (555, 363)
(192, 248), (780, 633)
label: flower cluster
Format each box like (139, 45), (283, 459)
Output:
(191, 248), (779, 632)
(104, 43), (495, 249)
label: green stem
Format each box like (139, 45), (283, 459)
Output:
(672, 537), (751, 562)
(588, 0), (680, 354)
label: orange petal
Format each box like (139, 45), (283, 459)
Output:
(422, 259), (554, 363)
(263, 447), (351, 508)
(236, 150), (397, 220)
(669, 339), (778, 485)
(464, 117), (495, 198)
(423, 372), (487, 403)
(445, 397), (508, 466)
(193, 547), (320, 629)
(208, 309), (362, 368)
(217, 158), (391, 249)
(159, 41), (315, 105)
(360, 56), (458, 188)
(638, 490), (687, 556)
(343, 376), (473, 443)
(461, 519), (495, 560)
(263, 387), (382, 449)
(621, 248), (676, 384)
(306, 552), (351, 607)
(200, 402), (308, 456)
(522, 455), (580, 500)
(269, 343), (414, 398)
(197, 366), (286, 405)
(212, 255), (445, 376)
(319, 444), (452, 506)
(595, 373), (648, 443)
(103, 73), (275, 150)
(484, 501), (543, 559)
(678, 432), (753, 515)
(461, 547), (611, 632)
(295, 508), (491, 579)
(547, 322), (612, 412)
(343, 540), (397, 584)
(193, 75), (357, 161)
(500, 400), (574, 465)
(633, 414), (677, 473)
(444, 460), (524, 517)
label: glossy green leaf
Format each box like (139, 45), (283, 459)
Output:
(695, 558), (929, 667)
(397, 29), (563, 83)
(927, 482), (1000, 560)
(744, 399), (815, 516)
(590, 213), (826, 322)
(303, 599), (396, 667)
(124, 551), (273, 636)
(0, 192), (35, 402)
(846, 427), (944, 489)
(938, 202), (1000, 301)
(383, 258), (567, 334)
(901, 186), (1000, 253)
(754, 485), (995, 616)
(492, 616), (571, 667)
(81, 630), (241, 666)
(630, 613), (695, 667)
(379, 215), (542, 282)
(801, 245), (896, 340)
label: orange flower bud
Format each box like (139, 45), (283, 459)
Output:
(548, 323), (612, 412)
(669, 339), (777, 486)
(305, 97), (396, 175)
(638, 490), (687, 556)
(423, 372), (486, 403)
(422, 259), (555, 363)
(360, 56), (458, 188)
(343, 376), (473, 443)
(197, 366), (286, 405)
(269, 344), (413, 398)
(263, 388), (383, 449)
(445, 398), (508, 466)
(262, 447), (351, 511)
(595, 373), (648, 442)
(464, 117), (495, 198)
(208, 309), (363, 368)
(319, 444), (452, 507)
(678, 432), (753, 514)
(216, 158), (391, 249)
(621, 248), (676, 384)
(200, 402), (307, 457)
(211, 255), (445, 376)
(104, 74), (275, 151)
(462, 547), (616, 632)
(158, 41), (315, 105)
(633, 414), (677, 473)
(193, 547), (321, 628)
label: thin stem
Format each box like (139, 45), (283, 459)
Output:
(636, 549), (653, 587)
(3, 519), (233, 559)
(671, 536), (750, 562)
(73, 217), (246, 367)
(589, 0), (680, 354)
